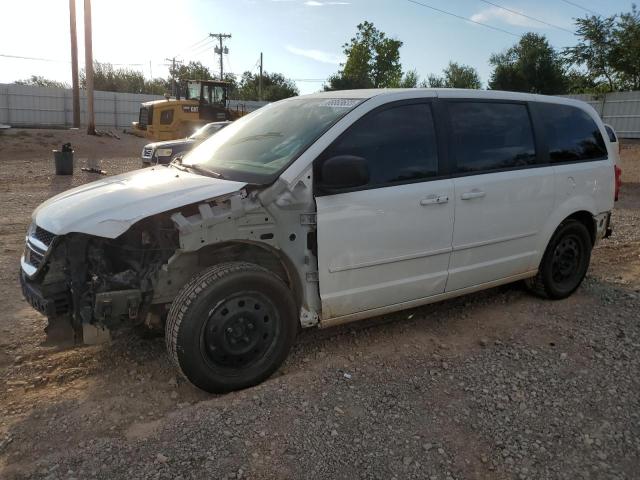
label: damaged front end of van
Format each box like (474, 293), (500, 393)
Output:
(19, 164), (320, 344)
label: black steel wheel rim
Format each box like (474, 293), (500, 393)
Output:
(551, 234), (582, 286)
(201, 292), (279, 369)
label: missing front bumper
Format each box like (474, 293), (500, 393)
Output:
(20, 271), (70, 317)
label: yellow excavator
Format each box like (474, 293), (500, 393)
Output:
(132, 80), (245, 141)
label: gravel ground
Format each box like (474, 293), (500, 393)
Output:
(0, 130), (639, 480)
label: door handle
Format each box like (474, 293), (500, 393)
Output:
(420, 195), (449, 206)
(460, 190), (486, 200)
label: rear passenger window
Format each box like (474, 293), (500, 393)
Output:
(320, 103), (439, 187)
(448, 102), (536, 173)
(535, 103), (607, 162)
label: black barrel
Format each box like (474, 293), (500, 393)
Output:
(53, 143), (74, 175)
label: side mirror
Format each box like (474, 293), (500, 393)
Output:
(320, 155), (369, 192)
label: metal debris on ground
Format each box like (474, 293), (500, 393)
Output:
(81, 167), (107, 175)
(95, 130), (121, 140)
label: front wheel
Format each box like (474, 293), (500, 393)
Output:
(166, 262), (298, 393)
(525, 219), (592, 299)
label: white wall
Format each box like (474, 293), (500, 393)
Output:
(0, 84), (267, 130)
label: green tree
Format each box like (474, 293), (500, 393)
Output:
(325, 21), (403, 90)
(81, 62), (148, 93)
(14, 75), (68, 89)
(145, 77), (171, 96)
(565, 70), (602, 93)
(611, 5), (640, 90)
(171, 61), (214, 82)
(564, 15), (618, 91)
(426, 62), (482, 89)
(424, 74), (444, 88)
(398, 69), (420, 88)
(235, 71), (298, 101)
(489, 33), (567, 94)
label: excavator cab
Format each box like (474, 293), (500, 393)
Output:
(185, 80), (230, 122)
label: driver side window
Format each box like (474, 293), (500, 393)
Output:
(316, 102), (439, 189)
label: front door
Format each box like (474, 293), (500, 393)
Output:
(315, 101), (454, 319)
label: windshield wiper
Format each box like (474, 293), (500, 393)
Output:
(184, 164), (225, 179)
(169, 155), (189, 171)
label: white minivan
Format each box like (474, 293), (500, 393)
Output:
(20, 89), (621, 392)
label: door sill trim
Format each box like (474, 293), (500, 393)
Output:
(319, 270), (537, 329)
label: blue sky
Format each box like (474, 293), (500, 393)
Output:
(0, 0), (631, 94)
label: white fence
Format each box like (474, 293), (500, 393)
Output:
(2, 83), (638, 138)
(0, 83), (267, 130)
(562, 91), (640, 139)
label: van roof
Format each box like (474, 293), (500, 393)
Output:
(301, 88), (590, 109)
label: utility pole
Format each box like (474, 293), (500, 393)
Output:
(164, 57), (180, 98)
(209, 33), (231, 80)
(68, 0), (80, 128)
(259, 52), (263, 101)
(83, 0), (95, 135)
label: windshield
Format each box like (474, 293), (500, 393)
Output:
(182, 97), (362, 183)
(186, 82), (200, 100)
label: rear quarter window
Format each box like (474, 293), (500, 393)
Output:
(534, 103), (607, 162)
(605, 125), (618, 143)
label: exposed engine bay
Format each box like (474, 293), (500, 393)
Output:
(21, 214), (179, 341)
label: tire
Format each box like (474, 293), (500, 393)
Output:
(525, 219), (592, 299)
(166, 262), (298, 393)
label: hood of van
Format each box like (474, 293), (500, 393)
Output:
(33, 166), (247, 238)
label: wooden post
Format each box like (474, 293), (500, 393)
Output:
(84, 0), (96, 135)
(69, 0), (80, 128)
(259, 52), (263, 101)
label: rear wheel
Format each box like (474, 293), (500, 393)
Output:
(166, 262), (298, 393)
(525, 219), (592, 299)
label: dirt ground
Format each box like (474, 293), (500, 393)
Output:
(0, 128), (639, 480)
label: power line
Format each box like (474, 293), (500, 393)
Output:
(188, 39), (216, 57)
(559, 0), (602, 17)
(478, 0), (575, 34)
(0, 53), (143, 66)
(0, 53), (66, 63)
(186, 36), (212, 50)
(225, 54), (234, 79)
(405, 0), (519, 37)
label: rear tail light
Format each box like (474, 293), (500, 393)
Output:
(614, 165), (622, 201)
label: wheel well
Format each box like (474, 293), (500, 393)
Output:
(195, 241), (304, 309)
(565, 211), (596, 244)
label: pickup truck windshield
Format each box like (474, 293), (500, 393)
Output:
(182, 97), (362, 183)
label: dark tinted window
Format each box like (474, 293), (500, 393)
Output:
(605, 124), (617, 143)
(160, 109), (174, 125)
(320, 103), (438, 187)
(449, 102), (536, 173)
(536, 103), (607, 162)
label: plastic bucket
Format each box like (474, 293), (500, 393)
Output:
(53, 150), (74, 175)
